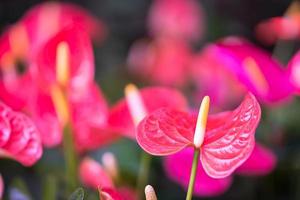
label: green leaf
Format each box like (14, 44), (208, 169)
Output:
(69, 188), (84, 200)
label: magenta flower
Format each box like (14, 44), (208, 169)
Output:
(127, 38), (192, 86)
(148, 0), (205, 41)
(287, 50), (300, 94)
(164, 143), (276, 197)
(0, 101), (42, 166)
(109, 86), (188, 139)
(191, 37), (294, 106)
(164, 148), (233, 197)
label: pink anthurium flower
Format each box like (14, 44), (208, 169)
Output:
(26, 27), (114, 150)
(79, 157), (114, 189)
(108, 86), (188, 139)
(256, 15), (300, 44)
(164, 143), (276, 197)
(287, 50), (300, 94)
(136, 93), (261, 178)
(20, 1), (106, 52)
(148, 0), (204, 41)
(0, 101), (42, 166)
(191, 37), (294, 106)
(127, 38), (192, 86)
(79, 156), (137, 200)
(0, 24), (37, 110)
(34, 26), (94, 93)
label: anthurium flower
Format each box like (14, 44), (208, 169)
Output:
(256, 15), (300, 44)
(0, 24), (37, 110)
(148, 0), (204, 41)
(108, 86), (188, 139)
(0, 101), (42, 166)
(79, 156), (137, 200)
(34, 26), (94, 93)
(164, 143), (276, 197)
(20, 1), (106, 51)
(137, 93), (261, 178)
(287, 50), (300, 94)
(191, 37), (294, 106)
(79, 157), (114, 189)
(127, 38), (192, 86)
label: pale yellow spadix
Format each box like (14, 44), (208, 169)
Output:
(56, 42), (70, 87)
(124, 84), (148, 126)
(145, 185), (157, 200)
(193, 96), (210, 148)
(51, 85), (69, 126)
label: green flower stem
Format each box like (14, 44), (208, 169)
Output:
(63, 123), (79, 194)
(186, 147), (200, 200)
(137, 151), (152, 198)
(43, 175), (57, 200)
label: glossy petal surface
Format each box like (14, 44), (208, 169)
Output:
(109, 86), (188, 139)
(164, 148), (232, 197)
(236, 143), (277, 176)
(201, 93), (261, 178)
(137, 108), (195, 155)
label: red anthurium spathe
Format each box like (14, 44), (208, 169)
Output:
(148, 0), (204, 41)
(137, 93), (261, 178)
(164, 148), (233, 197)
(99, 188), (123, 200)
(0, 101), (42, 166)
(127, 38), (192, 86)
(164, 143), (276, 197)
(191, 37), (294, 106)
(287, 50), (300, 94)
(109, 86), (188, 139)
